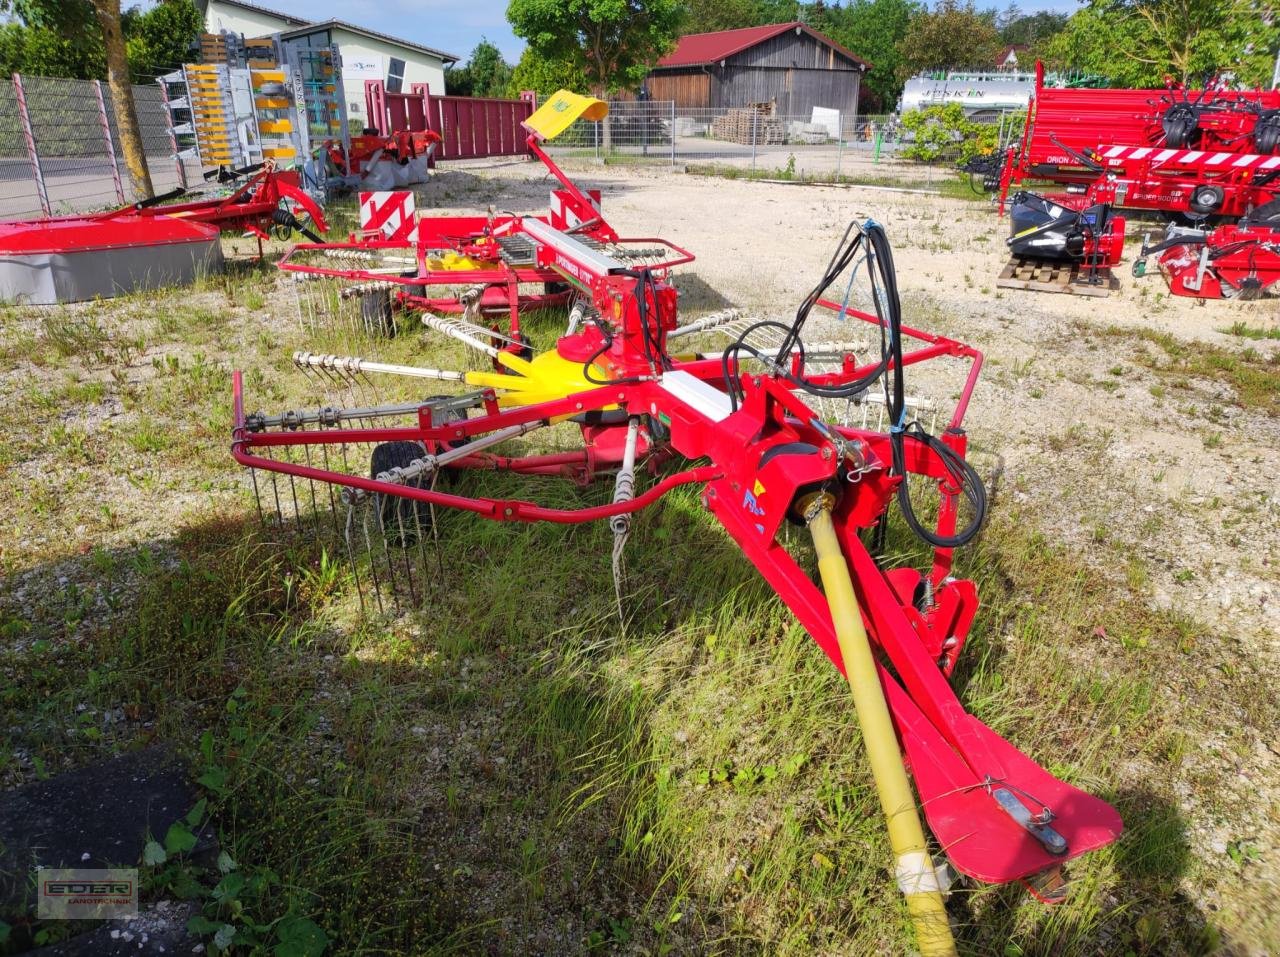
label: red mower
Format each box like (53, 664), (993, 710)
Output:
(0, 162), (327, 304)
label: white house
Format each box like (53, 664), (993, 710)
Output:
(201, 0), (458, 128)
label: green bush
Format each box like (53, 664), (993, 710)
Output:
(899, 103), (1011, 165)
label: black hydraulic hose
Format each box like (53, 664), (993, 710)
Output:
(861, 222), (987, 549)
(271, 208), (323, 243)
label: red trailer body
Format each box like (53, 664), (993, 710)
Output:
(1001, 63), (1280, 219)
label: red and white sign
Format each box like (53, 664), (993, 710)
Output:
(358, 190), (418, 242)
(548, 188), (602, 231)
(1100, 144), (1280, 173)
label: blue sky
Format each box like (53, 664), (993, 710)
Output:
(251, 0), (525, 62)
(244, 0), (1081, 67)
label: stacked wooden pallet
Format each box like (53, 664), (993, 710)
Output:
(199, 33), (229, 64)
(996, 257), (1119, 297)
(711, 108), (784, 146)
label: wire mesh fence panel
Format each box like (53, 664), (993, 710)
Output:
(127, 83), (198, 195)
(545, 101), (1014, 185)
(0, 78), (42, 219)
(21, 75), (125, 215)
(0, 73), (209, 219)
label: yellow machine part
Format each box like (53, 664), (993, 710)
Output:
(424, 252), (491, 272)
(523, 90), (608, 141)
(463, 350), (608, 409)
(806, 505), (957, 957)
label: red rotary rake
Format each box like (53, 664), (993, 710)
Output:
(232, 92), (1122, 951)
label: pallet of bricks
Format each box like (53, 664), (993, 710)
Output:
(711, 104), (784, 145)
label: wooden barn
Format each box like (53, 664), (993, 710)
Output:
(645, 22), (869, 117)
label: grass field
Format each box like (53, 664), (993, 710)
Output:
(1, 178), (1277, 955)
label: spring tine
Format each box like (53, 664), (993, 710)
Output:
(361, 500), (386, 616)
(301, 443), (323, 538)
(285, 466), (303, 532)
(372, 497), (402, 615)
(428, 470), (445, 586)
(320, 441), (343, 541)
(263, 450), (285, 527)
(393, 499), (418, 607)
(344, 501), (367, 618)
(248, 466), (266, 526)
(411, 491), (430, 601)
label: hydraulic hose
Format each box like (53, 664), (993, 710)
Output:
(805, 499), (957, 957)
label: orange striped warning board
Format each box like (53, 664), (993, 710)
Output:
(359, 191), (418, 242)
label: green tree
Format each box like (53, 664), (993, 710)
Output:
(507, 48), (588, 99)
(899, 101), (1004, 162)
(810, 0), (922, 110)
(896, 0), (1003, 77)
(446, 38), (515, 97)
(1, 0), (154, 198)
(125, 0), (201, 82)
(0, 20), (104, 78)
(1000, 10), (1067, 46)
(683, 0), (770, 33)
(506, 0), (683, 97)
(1043, 0), (1279, 87)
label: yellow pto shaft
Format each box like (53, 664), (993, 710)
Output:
(806, 501), (957, 957)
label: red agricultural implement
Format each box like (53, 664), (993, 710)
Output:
(0, 163), (327, 304)
(999, 63), (1280, 220)
(321, 130), (442, 190)
(233, 91), (1122, 951)
(281, 102), (685, 356)
(1134, 201), (1280, 298)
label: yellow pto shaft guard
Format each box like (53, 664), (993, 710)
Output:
(806, 501), (958, 957)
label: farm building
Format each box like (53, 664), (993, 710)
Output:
(645, 22), (869, 117)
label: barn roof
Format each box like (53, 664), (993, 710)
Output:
(655, 22), (870, 71)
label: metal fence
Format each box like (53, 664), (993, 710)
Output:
(545, 101), (1021, 182)
(0, 73), (200, 220)
(0, 82), (1015, 221)
(542, 102), (903, 176)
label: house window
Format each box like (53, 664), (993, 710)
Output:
(387, 57), (406, 93)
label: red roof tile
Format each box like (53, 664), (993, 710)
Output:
(656, 22), (870, 70)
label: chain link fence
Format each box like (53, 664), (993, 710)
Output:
(0, 73), (201, 220)
(545, 100), (1019, 184)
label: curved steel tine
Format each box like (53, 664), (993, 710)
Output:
(344, 500), (366, 618)
(360, 499), (386, 617)
(372, 492), (402, 615)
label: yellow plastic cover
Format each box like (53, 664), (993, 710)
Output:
(523, 90), (608, 141)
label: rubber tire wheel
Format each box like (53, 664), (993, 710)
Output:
(370, 396), (469, 547)
(370, 441), (431, 548)
(1242, 198), (1280, 227)
(360, 289), (396, 338)
(1188, 185), (1224, 216)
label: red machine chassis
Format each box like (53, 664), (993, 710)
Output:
(232, 296), (1122, 888)
(1000, 63), (1280, 219)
